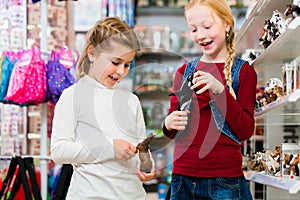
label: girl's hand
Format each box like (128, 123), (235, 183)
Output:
(136, 166), (155, 182)
(113, 139), (137, 161)
(191, 70), (224, 95)
(164, 110), (189, 131)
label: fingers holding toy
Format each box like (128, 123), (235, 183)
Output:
(164, 110), (189, 131)
(136, 166), (155, 182)
(191, 70), (224, 95)
(113, 139), (137, 161)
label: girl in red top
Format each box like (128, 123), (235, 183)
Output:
(163, 0), (257, 199)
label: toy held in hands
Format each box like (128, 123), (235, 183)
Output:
(136, 133), (155, 173)
(169, 73), (194, 111)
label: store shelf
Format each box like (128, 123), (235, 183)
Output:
(235, 0), (288, 54)
(137, 49), (201, 59)
(74, 25), (90, 33)
(251, 23), (300, 67)
(255, 89), (300, 117)
(134, 84), (172, 96)
(244, 171), (300, 194)
(136, 7), (184, 16)
(137, 6), (247, 17)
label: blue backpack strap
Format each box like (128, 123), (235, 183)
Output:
(231, 57), (246, 95)
(210, 57), (247, 145)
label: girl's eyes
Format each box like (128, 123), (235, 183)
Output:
(189, 27), (196, 32)
(190, 25), (211, 32)
(112, 61), (119, 65)
(112, 61), (131, 68)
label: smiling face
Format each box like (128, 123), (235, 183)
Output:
(185, 4), (230, 61)
(88, 41), (136, 88)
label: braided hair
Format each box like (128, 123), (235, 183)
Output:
(185, 0), (237, 99)
(76, 17), (140, 79)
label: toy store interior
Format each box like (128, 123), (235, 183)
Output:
(0, 0), (300, 199)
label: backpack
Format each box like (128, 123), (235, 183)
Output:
(46, 49), (76, 103)
(0, 54), (16, 102)
(5, 48), (47, 105)
(182, 57), (247, 144)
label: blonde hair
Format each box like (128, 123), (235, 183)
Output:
(185, 0), (237, 98)
(76, 17), (140, 79)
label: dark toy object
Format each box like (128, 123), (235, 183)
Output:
(169, 73), (194, 111)
(136, 133), (155, 173)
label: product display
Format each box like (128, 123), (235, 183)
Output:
(0, 0), (300, 199)
(247, 144), (300, 179)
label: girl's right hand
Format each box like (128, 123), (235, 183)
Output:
(164, 110), (189, 131)
(113, 139), (137, 161)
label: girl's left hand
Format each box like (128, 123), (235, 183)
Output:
(136, 167), (155, 182)
(191, 70), (224, 95)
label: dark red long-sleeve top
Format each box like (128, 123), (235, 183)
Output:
(163, 60), (257, 177)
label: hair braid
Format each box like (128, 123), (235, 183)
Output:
(224, 27), (236, 99)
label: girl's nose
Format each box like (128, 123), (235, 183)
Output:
(116, 65), (125, 74)
(197, 33), (206, 40)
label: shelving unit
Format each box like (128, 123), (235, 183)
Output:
(136, 6), (184, 16)
(244, 171), (300, 194)
(235, 0), (288, 54)
(236, 0), (300, 199)
(255, 89), (300, 117)
(251, 24), (300, 67)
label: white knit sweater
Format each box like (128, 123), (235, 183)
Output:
(51, 75), (147, 200)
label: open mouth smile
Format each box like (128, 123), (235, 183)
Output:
(200, 41), (213, 46)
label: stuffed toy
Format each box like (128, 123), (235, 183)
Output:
(256, 78), (284, 108)
(259, 10), (286, 49)
(265, 78), (284, 99)
(259, 20), (272, 49)
(270, 10), (286, 35)
(136, 133), (155, 173)
(247, 147), (281, 175)
(284, 0), (300, 24)
(283, 153), (300, 177)
(257, 91), (277, 107)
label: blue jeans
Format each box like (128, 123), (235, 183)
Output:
(170, 174), (253, 200)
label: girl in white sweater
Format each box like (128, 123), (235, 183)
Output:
(51, 16), (155, 200)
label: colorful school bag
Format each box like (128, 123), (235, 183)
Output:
(0, 53), (16, 102)
(5, 48), (47, 105)
(0, 157), (41, 200)
(46, 49), (76, 103)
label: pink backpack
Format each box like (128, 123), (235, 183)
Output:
(5, 48), (47, 105)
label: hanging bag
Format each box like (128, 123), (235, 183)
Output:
(5, 48), (47, 105)
(46, 49), (76, 103)
(22, 157), (42, 200)
(0, 53), (16, 102)
(0, 157), (18, 199)
(51, 164), (73, 200)
(0, 157), (42, 200)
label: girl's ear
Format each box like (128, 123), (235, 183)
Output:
(87, 45), (95, 62)
(225, 21), (231, 32)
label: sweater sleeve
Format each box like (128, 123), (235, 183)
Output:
(213, 62), (257, 141)
(50, 87), (114, 164)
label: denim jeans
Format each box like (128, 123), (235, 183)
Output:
(170, 174), (253, 200)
